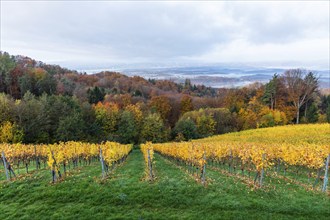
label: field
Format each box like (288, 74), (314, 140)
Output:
(0, 124), (329, 219)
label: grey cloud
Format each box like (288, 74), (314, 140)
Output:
(224, 2), (329, 44)
(1, 1), (329, 68)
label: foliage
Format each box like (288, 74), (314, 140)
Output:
(87, 86), (106, 104)
(94, 102), (119, 140)
(173, 117), (198, 141)
(0, 150), (329, 219)
(56, 112), (85, 142)
(141, 113), (168, 143)
(149, 95), (172, 122)
(0, 51), (327, 144)
(116, 111), (138, 144)
(180, 95), (193, 115)
(282, 69), (318, 124)
(196, 114), (215, 137)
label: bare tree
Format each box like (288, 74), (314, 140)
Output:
(282, 69), (318, 124)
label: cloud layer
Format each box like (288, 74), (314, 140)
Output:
(1, 1), (329, 69)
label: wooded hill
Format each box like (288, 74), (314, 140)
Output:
(0, 51), (329, 144)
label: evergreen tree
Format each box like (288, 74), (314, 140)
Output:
(87, 86), (106, 104)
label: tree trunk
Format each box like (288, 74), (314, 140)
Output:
(296, 106), (300, 124)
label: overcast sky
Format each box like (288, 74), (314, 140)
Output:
(1, 1), (329, 69)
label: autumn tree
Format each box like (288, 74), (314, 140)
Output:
(282, 69), (318, 124)
(125, 104), (143, 131)
(149, 95), (172, 122)
(0, 121), (23, 143)
(94, 102), (119, 140)
(180, 95), (193, 115)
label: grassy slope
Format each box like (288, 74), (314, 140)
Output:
(0, 149), (329, 220)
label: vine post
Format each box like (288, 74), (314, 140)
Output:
(201, 151), (206, 186)
(147, 148), (153, 181)
(2, 151), (9, 180)
(322, 154), (330, 192)
(99, 148), (106, 179)
(259, 154), (266, 187)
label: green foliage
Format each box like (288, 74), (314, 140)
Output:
(0, 93), (14, 124)
(18, 92), (47, 143)
(259, 113), (275, 128)
(327, 105), (330, 123)
(141, 113), (168, 143)
(87, 86), (105, 104)
(56, 112), (85, 141)
(196, 114), (215, 137)
(18, 68), (57, 96)
(179, 108), (237, 138)
(306, 103), (319, 123)
(173, 117), (198, 141)
(116, 111), (138, 144)
(0, 52), (16, 93)
(35, 73), (57, 95)
(320, 95), (330, 123)
(262, 73), (278, 109)
(18, 73), (34, 96)
(80, 102), (102, 142)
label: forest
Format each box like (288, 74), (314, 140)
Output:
(0, 51), (329, 144)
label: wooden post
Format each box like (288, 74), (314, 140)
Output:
(25, 162), (28, 173)
(34, 145), (39, 170)
(313, 168), (321, 188)
(259, 154), (266, 187)
(201, 151), (206, 186)
(147, 149), (153, 181)
(51, 151), (57, 183)
(229, 150), (233, 173)
(2, 151), (10, 181)
(322, 154), (330, 192)
(99, 148), (105, 179)
(254, 172), (259, 184)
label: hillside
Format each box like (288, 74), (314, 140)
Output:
(0, 149), (329, 220)
(1, 52), (330, 145)
(0, 124), (329, 219)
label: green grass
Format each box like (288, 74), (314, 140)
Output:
(0, 149), (329, 219)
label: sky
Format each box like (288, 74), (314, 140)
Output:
(1, 1), (329, 70)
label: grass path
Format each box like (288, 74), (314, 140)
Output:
(0, 149), (329, 219)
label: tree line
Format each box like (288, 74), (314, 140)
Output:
(0, 51), (329, 144)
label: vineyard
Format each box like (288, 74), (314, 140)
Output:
(0, 124), (329, 219)
(0, 142), (132, 182)
(150, 124), (330, 190)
